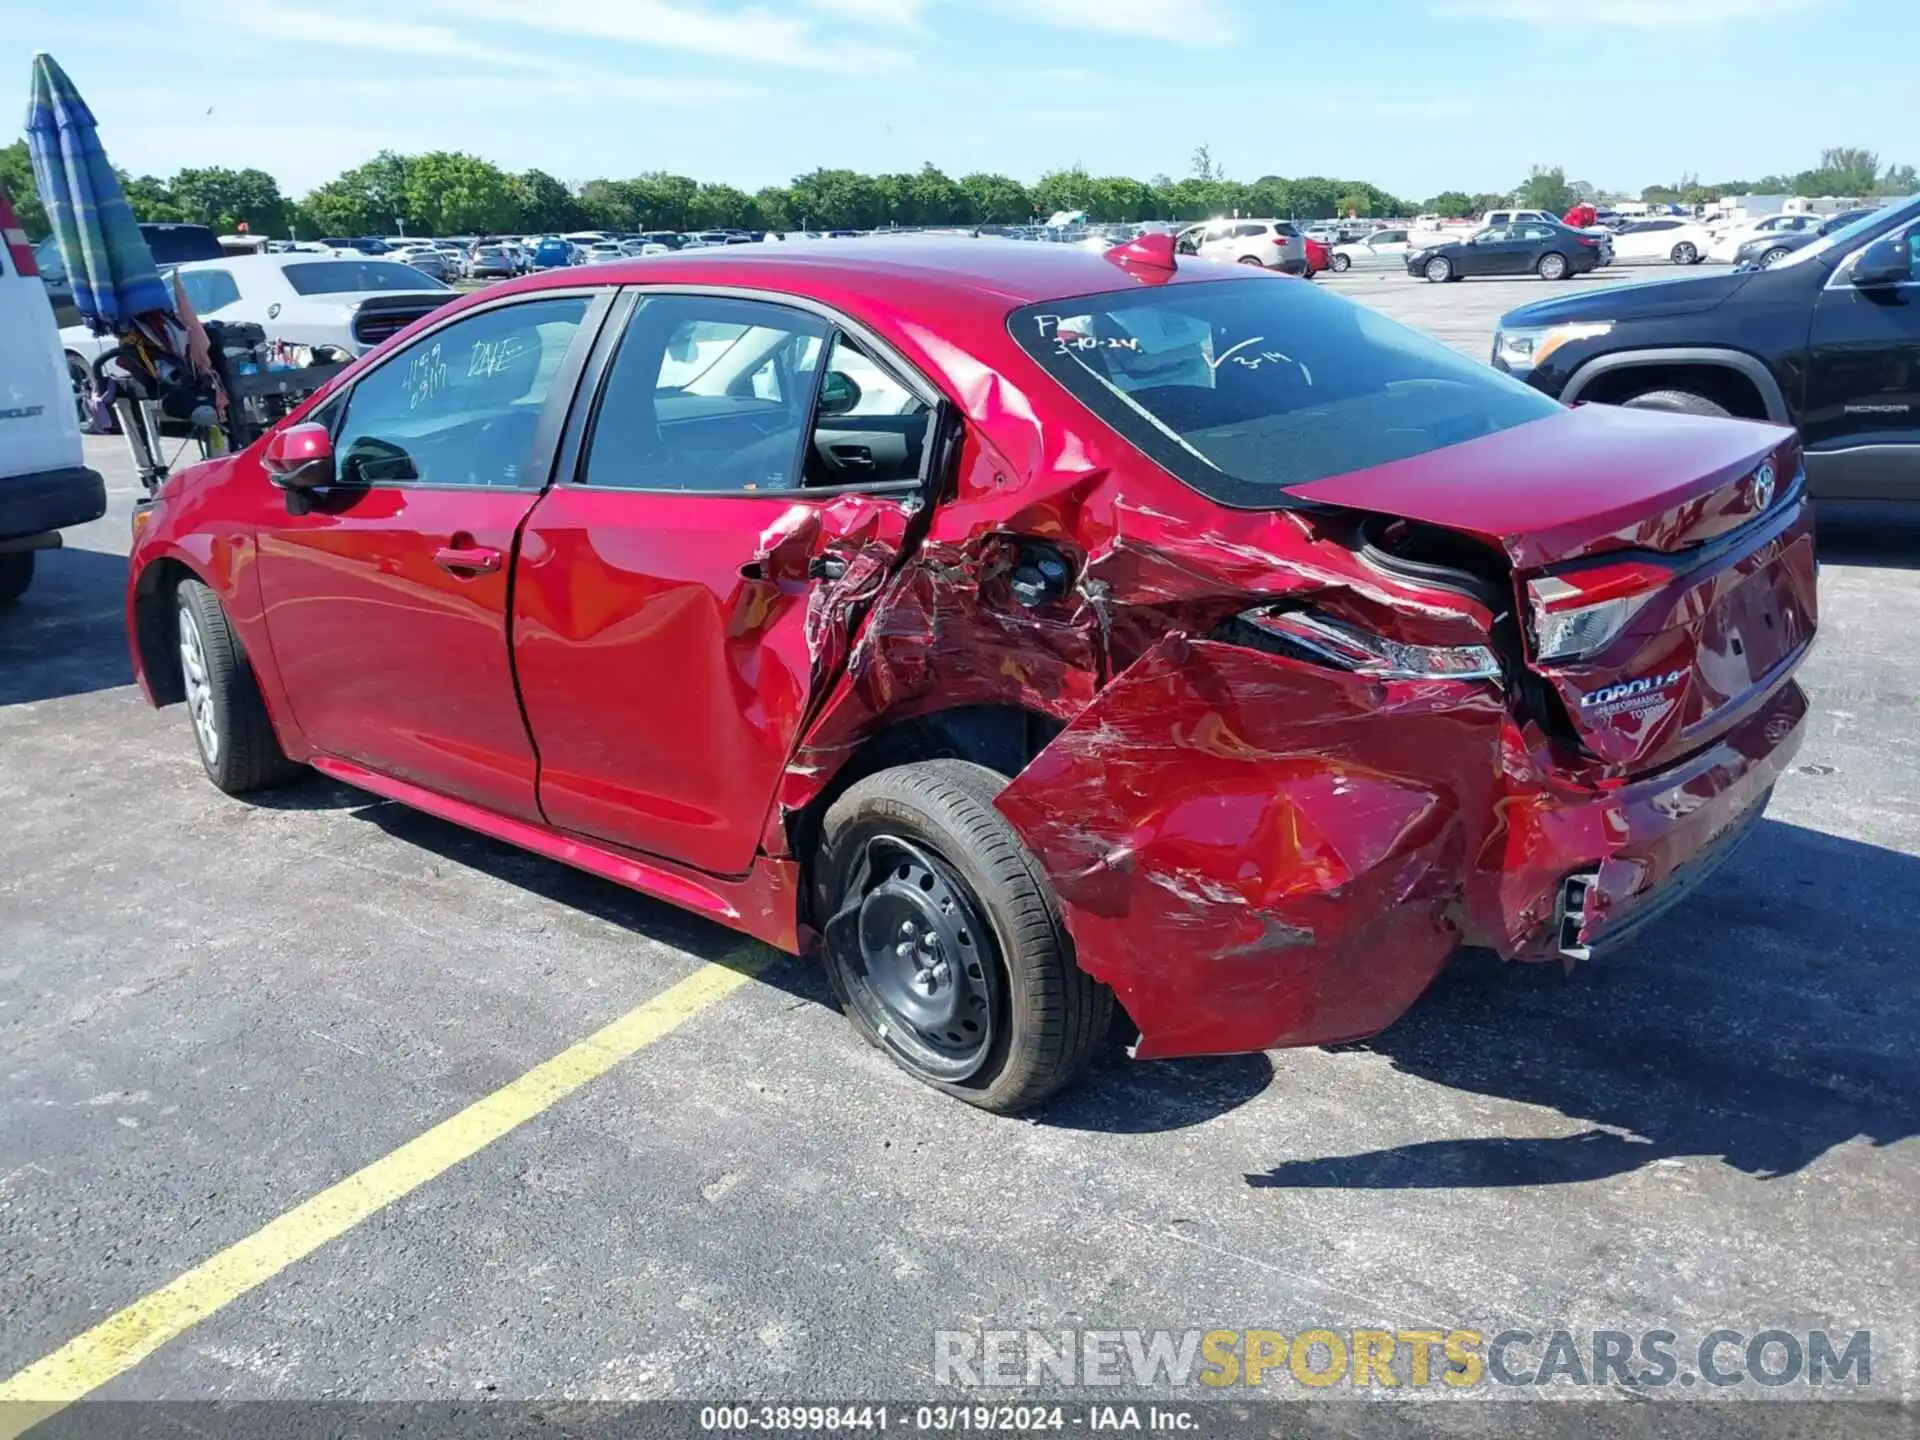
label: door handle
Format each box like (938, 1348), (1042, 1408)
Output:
(433, 544), (502, 575)
(828, 444), (875, 470)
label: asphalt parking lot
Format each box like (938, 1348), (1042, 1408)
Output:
(2, 272), (1916, 1432)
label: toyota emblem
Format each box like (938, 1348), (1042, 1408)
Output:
(1753, 463), (1776, 511)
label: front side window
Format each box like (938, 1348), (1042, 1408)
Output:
(582, 295), (828, 493)
(1010, 277), (1561, 508)
(331, 296), (590, 488)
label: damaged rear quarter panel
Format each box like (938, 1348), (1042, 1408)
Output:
(993, 637), (1510, 1059)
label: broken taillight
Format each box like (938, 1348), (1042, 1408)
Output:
(1525, 559), (1670, 662)
(1236, 608), (1502, 681)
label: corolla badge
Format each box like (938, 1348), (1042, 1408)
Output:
(1580, 667), (1687, 718)
(1753, 463), (1775, 511)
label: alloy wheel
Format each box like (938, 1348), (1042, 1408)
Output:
(824, 835), (1001, 1083)
(1673, 242), (1697, 265)
(178, 603), (220, 765)
(1424, 256), (1450, 282)
(1540, 253), (1568, 280)
(1331, 253), (1351, 272)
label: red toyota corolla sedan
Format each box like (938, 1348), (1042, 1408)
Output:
(126, 235), (1817, 1112)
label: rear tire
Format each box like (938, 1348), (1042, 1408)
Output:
(1671, 241), (1698, 265)
(174, 579), (302, 795)
(1760, 246), (1792, 268)
(1538, 251), (1569, 280)
(0, 551), (35, 606)
(815, 759), (1112, 1113)
(1622, 389), (1732, 419)
(1236, 255), (1265, 267)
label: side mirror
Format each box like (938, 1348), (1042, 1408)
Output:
(818, 369), (862, 417)
(262, 422), (334, 490)
(1850, 237), (1913, 290)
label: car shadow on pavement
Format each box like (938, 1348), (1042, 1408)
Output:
(1246, 818), (1920, 1189)
(315, 782), (1277, 1131)
(341, 794), (839, 1002)
(0, 546), (133, 705)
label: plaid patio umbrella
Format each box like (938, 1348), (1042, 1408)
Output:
(24, 51), (171, 327)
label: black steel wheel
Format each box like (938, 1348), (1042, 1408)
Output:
(814, 760), (1111, 1112)
(826, 835), (1001, 1083)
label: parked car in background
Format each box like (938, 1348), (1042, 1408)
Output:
(1733, 207), (1880, 269)
(125, 237), (1817, 1111)
(0, 187), (106, 604)
(1330, 227), (1414, 272)
(36, 221), (223, 327)
(320, 237), (396, 257)
(1706, 211), (1826, 264)
(1483, 208), (1613, 264)
(468, 245), (517, 280)
(1494, 193), (1920, 516)
(1177, 218), (1309, 275)
(389, 245), (451, 283)
(62, 255), (456, 375)
(581, 241), (627, 265)
(531, 237), (575, 270)
(1609, 217), (1716, 266)
(1409, 221), (1605, 282)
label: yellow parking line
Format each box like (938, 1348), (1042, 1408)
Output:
(0, 948), (771, 1438)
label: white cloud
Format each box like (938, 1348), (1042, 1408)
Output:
(1000, 0), (1236, 45)
(427, 0), (918, 72)
(1444, 0), (1818, 25)
(220, 3), (549, 68)
(801, 0), (932, 29)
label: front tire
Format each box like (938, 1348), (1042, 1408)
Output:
(1423, 255), (1453, 283)
(174, 579), (302, 795)
(1538, 251), (1569, 280)
(1331, 252), (1351, 272)
(0, 551), (34, 606)
(815, 760), (1111, 1113)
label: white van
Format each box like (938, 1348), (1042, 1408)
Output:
(0, 189), (106, 604)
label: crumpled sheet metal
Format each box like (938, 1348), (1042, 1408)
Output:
(994, 637), (1511, 1059)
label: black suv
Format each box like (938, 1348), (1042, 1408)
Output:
(1494, 194), (1920, 515)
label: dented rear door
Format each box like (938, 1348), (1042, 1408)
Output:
(511, 291), (922, 877)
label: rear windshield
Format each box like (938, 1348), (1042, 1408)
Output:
(141, 225), (224, 264)
(282, 261), (450, 295)
(1009, 277), (1561, 505)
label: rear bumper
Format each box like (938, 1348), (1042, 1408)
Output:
(0, 465), (107, 544)
(1470, 679), (1808, 959)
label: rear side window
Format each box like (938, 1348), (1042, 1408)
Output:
(581, 295), (828, 493)
(283, 261), (449, 295)
(176, 268), (240, 315)
(1010, 277), (1561, 507)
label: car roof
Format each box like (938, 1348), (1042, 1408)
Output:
(484, 236), (1226, 307)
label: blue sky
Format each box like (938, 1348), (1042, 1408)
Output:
(6, 0), (1915, 201)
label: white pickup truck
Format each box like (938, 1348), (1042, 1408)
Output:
(0, 190), (105, 605)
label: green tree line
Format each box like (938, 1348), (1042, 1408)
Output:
(3, 139), (1913, 242)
